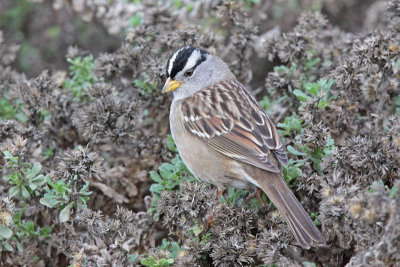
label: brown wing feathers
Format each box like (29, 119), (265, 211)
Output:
(181, 79), (287, 171)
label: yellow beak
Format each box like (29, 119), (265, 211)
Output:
(162, 77), (182, 93)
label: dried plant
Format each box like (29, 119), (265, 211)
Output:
(1, 0), (400, 266)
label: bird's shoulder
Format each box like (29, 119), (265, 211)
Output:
(181, 78), (257, 123)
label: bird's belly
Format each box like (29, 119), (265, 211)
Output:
(169, 102), (253, 190)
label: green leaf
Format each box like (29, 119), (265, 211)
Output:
(389, 185), (398, 199)
(29, 183), (37, 191)
(158, 258), (174, 265)
(166, 134), (178, 153)
(59, 203), (72, 222)
(42, 147), (54, 159)
(305, 55), (321, 70)
(313, 218), (321, 226)
(3, 150), (13, 159)
(283, 165), (302, 182)
(170, 242), (182, 258)
(149, 184), (164, 194)
(141, 257), (156, 266)
(40, 226), (52, 237)
(319, 78), (334, 91)
(128, 254), (139, 262)
(317, 99), (328, 109)
(304, 82), (319, 97)
(159, 163), (175, 180)
(27, 164), (41, 179)
(16, 241), (23, 252)
(326, 136), (335, 146)
(63, 55), (97, 100)
(173, 0), (182, 8)
(3, 242), (13, 252)
(322, 137), (335, 156)
(13, 205), (25, 225)
(226, 188), (245, 204)
(30, 173), (44, 182)
(129, 13), (142, 27)
(330, 92), (339, 101)
(277, 113), (303, 136)
(0, 226), (13, 239)
(140, 259), (150, 266)
(22, 221), (37, 237)
(274, 65), (288, 72)
(8, 186), (20, 199)
(190, 224), (202, 236)
(293, 89), (308, 102)
(22, 221), (35, 232)
(0, 98), (16, 120)
(259, 95), (272, 111)
(160, 238), (171, 250)
(149, 171), (163, 183)
(185, 3), (193, 11)
(287, 145), (307, 156)
(31, 174), (47, 190)
(39, 197), (58, 208)
(159, 259), (175, 266)
(153, 211), (160, 221)
(21, 186), (30, 199)
(3, 151), (18, 165)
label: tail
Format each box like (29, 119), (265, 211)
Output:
(258, 173), (325, 249)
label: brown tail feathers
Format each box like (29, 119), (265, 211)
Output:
(258, 173), (325, 249)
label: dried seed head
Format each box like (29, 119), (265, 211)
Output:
(348, 203), (362, 218)
(57, 145), (103, 180)
(0, 198), (14, 227)
(362, 208), (376, 223)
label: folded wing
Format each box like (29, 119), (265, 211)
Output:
(181, 79), (288, 172)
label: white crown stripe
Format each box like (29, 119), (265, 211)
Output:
(167, 47), (184, 77)
(183, 50), (202, 72)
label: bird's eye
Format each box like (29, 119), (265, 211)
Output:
(184, 68), (194, 77)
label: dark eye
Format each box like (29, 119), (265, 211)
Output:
(184, 68), (194, 77)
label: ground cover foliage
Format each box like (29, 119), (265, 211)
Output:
(0, 0), (400, 266)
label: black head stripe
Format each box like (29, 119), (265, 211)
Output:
(166, 56), (172, 77)
(166, 46), (208, 79)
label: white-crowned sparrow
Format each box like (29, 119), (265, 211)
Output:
(162, 46), (325, 249)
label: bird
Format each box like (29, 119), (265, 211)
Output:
(162, 46), (325, 249)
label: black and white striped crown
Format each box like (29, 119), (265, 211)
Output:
(166, 46), (208, 79)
